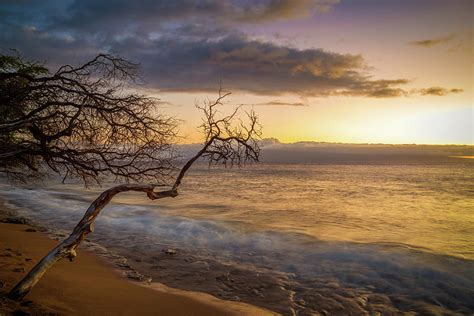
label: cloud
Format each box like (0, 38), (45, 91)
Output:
(335, 79), (411, 98)
(48, 0), (340, 34)
(156, 100), (179, 107)
(0, 22), (100, 68)
(233, 0), (340, 22)
(409, 34), (455, 47)
(104, 34), (418, 97)
(255, 101), (308, 106)
(418, 87), (464, 96)
(0, 1), (463, 99)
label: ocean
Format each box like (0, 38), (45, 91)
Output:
(1, 160), (473, 314)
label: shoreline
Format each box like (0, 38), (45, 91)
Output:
(0, 207), (274, 315)
(1, 187), (473, 315)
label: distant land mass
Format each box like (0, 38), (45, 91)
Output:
(178, 139), (474, 164)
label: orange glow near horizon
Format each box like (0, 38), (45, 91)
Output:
(157, 91), (473, 145)
(145, 1), (472, 146)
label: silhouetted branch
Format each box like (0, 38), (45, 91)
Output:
(8, 88), (261, 300)
(1, 53), (176, 185)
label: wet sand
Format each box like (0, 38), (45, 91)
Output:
(0, 220), (273, 315)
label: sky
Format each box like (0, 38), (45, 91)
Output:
(0, 0), (472, 144)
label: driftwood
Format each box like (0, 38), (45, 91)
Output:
(8, 89), (260, 300)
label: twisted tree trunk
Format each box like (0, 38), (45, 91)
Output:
(7, 88), (260, 300)
(8, 184), (178, 300)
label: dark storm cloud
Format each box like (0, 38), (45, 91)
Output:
(0, 22), (100, 67)
(115, 35), (363, 93)
(112, 35), (461, 98)
(57, 0), (340, 31)
(230, 0), (340, 22)
(0, 0), (462, 98)
(0, 0), (340, 62)
(108, 34), (415, 97)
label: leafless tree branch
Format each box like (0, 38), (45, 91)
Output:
(1, 52), (177, 185)
(7, 84), (261, 300)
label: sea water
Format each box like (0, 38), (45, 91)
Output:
(1, 161), (473, 314)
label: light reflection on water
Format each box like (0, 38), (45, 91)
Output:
(124, 163), (474, 259)
(1, 162), (473, 313)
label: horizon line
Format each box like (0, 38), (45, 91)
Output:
(179, 138), (474, 147)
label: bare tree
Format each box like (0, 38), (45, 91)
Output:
(4, 65), (261, 299)
(0, 52), (176, 184)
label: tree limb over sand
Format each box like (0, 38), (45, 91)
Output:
(8, 87), (261, 300)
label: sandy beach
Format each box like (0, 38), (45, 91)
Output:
(0, 215), (273, 315)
